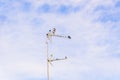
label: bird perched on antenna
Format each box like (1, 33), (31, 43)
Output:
(46, 28), (56, 40)
(52, 28), (56, 35)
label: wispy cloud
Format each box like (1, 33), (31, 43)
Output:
(36, 3), (81, 15)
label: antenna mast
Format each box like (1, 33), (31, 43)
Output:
(46, 28), (71, 80)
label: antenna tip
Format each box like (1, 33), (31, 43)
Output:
(68, 36), (71, 39)
(65, 56), (67, 59)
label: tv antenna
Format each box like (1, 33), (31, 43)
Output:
(46, 28), (71, 80)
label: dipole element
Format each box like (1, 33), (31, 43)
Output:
(46, 28), (71, 80)
(46, 28), (71, 41)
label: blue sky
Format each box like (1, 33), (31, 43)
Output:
(0, 0), (120, 80)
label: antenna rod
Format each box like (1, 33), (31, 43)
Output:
(52, 35), (71, 39)
(45, 28), (71, 80)
(46, 42), (50, 80)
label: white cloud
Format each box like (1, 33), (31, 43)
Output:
(0, 0), (120, 80)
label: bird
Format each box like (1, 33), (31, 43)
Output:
(52, 28), (56, 35)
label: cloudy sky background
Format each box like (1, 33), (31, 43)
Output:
(0, 0), (120, 80)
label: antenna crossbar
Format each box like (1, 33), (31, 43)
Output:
(48, 56), (67, 62)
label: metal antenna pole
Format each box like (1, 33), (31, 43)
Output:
(46, 28), (71, 80)
(46, 42), (50, 80)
